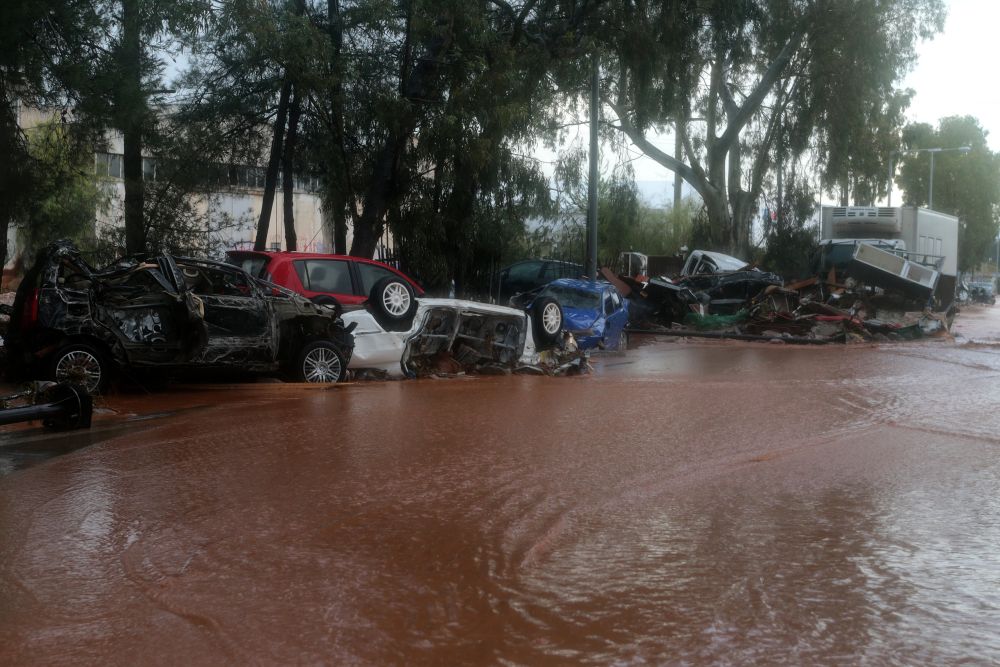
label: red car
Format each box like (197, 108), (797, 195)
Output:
(225, 250), (424, 308)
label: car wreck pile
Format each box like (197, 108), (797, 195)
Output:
(613, 248), (956, 344)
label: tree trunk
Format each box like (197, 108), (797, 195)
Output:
(349, 22), (454, 258)
(282, 85), (301, 252)
(326, 0), (350, 254)
(254, 79), (291, 251)
(121, 0), (145, 254)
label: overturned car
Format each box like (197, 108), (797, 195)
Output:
(341, 276), (566, 378)
(621, 249), (783, 325)
(4, 242), (355, 392)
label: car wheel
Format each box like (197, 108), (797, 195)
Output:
(48, 343), (109, 394)
(296, 340), (347, 383)
(531, 296), (563, 348)
(369, 276), (417, 329)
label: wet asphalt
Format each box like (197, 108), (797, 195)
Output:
(1, 306), (999, 664)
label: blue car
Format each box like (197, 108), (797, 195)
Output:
(517, 278), (630, 351)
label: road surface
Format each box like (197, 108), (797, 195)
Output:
(2, 306), (999, 664)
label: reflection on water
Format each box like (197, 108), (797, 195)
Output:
(2, 334), (1000, 664)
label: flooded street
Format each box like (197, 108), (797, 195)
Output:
(2, 308), (1000, 664)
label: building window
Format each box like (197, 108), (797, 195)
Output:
(95, 152), (124, 179)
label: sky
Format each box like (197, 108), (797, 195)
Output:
(625, 0), (1000, 205)
(902, 0), (1000, 150)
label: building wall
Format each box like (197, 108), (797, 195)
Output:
(8, 106), (397, 269)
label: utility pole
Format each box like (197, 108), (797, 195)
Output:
(586, 52), (599, 282)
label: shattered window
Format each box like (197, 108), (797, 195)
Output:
(183, 265), (253, 297)
(214, 269), (252, 297)
(298, 259), (352, 295)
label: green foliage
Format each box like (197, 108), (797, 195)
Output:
(15, 120), (108, 258)
(0, 0), (104, 263)
(527, 161), (696, 270)
(896, 116), (1000, 272)
(608, 0), (946, 255)
(1, 0), (968, 288)
(759, 179), (820, 280)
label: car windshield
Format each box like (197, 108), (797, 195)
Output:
(707, 253), (747, 272)
(542, 285), (600, 309)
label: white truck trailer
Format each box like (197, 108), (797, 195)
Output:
(818, 205), (959, 304)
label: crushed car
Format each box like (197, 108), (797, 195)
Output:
(341, 275), (571, 378)
(4, 241), (355, 392)
(510, 278), (629, 351)
(618, 249), (783, 326)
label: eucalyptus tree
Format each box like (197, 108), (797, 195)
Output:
(388, 0), (607, 289)
(79, 0), (210, 254)
(896, 116), (1000, 272)
(606, 0), (944, 257)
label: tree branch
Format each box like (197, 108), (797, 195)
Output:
(608, 102), (709, 201)
(715, 27), (805, 155)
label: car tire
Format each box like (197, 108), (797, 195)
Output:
(369, 276), (417, 330)
(295, 340), (347, 383)
(531, 297), (563, 348)
(47, 342), (109, 394)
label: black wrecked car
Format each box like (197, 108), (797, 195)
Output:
(4, 241), (355, 392)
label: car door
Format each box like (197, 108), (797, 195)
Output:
(182, 262), (277, 366)
(603, 288), (628, 344)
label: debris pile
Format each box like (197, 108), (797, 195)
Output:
(618, 249), (956, 345)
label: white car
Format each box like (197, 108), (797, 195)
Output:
(341, 278), (564, 378)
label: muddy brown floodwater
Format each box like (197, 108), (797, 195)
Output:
(2, 307), (1000, 665)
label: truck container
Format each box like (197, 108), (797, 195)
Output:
(819, 205), (959, 303)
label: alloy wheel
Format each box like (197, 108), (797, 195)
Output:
(302, 346), (343, 383)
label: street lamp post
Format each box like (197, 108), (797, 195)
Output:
(888, 146), (971, 209)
